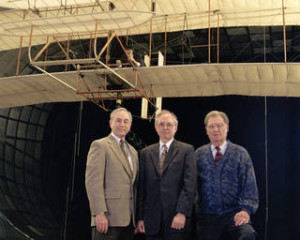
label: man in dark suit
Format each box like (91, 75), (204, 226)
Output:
(85, 107), (138, 240)
(137, 110), (196, 240)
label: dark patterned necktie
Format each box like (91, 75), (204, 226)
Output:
(120, 139), (133, 177)
(214, 146), (222, 167)
(159, 144), (168, 174)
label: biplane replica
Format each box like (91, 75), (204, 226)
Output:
(1, 0), (300, 118)
(1, 1), (300, 240)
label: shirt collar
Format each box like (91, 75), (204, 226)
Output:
(211, 140), (228, 154)
(111, 132), (123, 144)
(160, 138), (174, 150)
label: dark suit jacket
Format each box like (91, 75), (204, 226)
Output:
(138, 140), (196, 235)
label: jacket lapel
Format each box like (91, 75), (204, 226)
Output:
(149, 143), (161, 175)
(149, 140), (180, 176)
(128, 144), (138, 182)
(162, 140), (179, 173)
(108, 135), (133, 179)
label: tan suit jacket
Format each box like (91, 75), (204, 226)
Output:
(85, 134), (138, 227)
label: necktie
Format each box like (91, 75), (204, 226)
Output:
(159, 144), (168, 175)
(120, 139), (133, 177)
(214, 146), (222, 167)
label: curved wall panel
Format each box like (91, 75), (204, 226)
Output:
(0, 104), (61, 239)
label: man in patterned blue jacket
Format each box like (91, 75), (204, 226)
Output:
(195, 110), (259, 240)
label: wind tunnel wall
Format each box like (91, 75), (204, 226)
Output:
(0, 104), (62, 239)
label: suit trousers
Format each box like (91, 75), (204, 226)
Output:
(196, 211), (256, 240)
(145, 215), (190, 240)
(92, 222), (134, 240)
(145, 230), (189, 240)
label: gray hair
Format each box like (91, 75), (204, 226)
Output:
(110, 107), (132, 122)
(204, 110), (229, 126)
(155, 109), (178, 126)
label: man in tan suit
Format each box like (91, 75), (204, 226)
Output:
(85, 107), (138, 240)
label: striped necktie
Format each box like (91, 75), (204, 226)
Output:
(214, 146), (222, 167)
(159, 144), (168, 175)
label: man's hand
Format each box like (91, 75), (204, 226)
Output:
(96, 214), (108, 233)
(234, 210), (250, 226)
(171, 213), (186, 230)
(137, 220), (145, 233)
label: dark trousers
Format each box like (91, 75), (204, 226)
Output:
(145, 231), (189, 240)
(145, 218), (190, 240)
(196, 212), (256, 240)
(92, 223), (134, 240)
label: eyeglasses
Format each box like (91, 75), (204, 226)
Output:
(158, 122), (175, 128)
(207, 123), (225, 130)
(115, 118), (130, 124)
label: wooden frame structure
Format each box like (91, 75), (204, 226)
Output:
(0, 0), (295, 113)
(22, 9), (156, 111)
